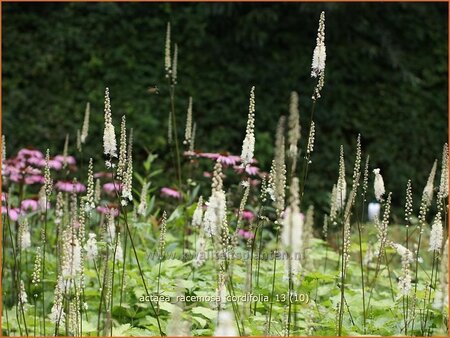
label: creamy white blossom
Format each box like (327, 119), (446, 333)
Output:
(240, 86), (256, 167)
(429, 213), (443, 252)
(137, 182), (149, 216)
(103, 88), (117, 160)
(192, 196), (204, 227)
(335, 146), (347, 210)
(311, 11), (326, 100)
(373, 168), (385, 202)
(81, 102), (90, 143)
(438, 144), (448, 199)
(422, 160), (437, 206)
(287, 91), (300, 158)
(18, 280), (28, 305)
(84, 233), (98, 260)
(184, 97), (193, 146)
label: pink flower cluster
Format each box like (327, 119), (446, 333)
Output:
(3, 148), (77, 185)
(238, 229), (254, 239)
(55, 181), (86, 193)
(96, 205), (119, 217)
(1, 195), (45, 221)
(161, 187), (182, 199)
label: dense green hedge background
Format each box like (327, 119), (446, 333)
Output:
(3, 3), (448, 220)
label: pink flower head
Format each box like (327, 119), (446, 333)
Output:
(54, 155), (76, 166)
(21, 199), (39, 212)
(203, 171), (212, 178)
(96, 205), (119, 217)
(18, 148), (44, 160)
(24, 175), (45, 185)
(198, 152), (220, 160)
(234, 165), (260, 176)
(2, 206), (21, 222)
(161, 187), (182, 199)
(242, 210), (255, 222)
(34, 158), (63, 170)
(217, 154), (240, 166)
(1, 193), (7, 202)
(55, 181), (86, 193)
(238, 229), (254, 240)
(95, 172), (114, 179)
(103, 182), (122, 194)
(197, 152), (241, 166)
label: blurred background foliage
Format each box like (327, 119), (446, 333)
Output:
(2, 2), (448, 222)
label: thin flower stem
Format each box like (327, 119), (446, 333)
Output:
(356, 222), (366, 333)
(267, 226), (280, 334)
(169, 83), (182, 190)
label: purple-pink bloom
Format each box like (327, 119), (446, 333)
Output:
(96, 205), (119, 217)
(161, 187), (182, 199)
(242, 210), (255, 222)
(21, 199), (39, 212)
(24, 175), (45, 185)
(234, 165), (260, 176)
(18, 148), (44, 160)
(55, 181), (86, 193)
(238, 229), (254, 240)
(95, 172), (114, 179)
(2, 206), (21, 221)
(54, 155), (76, 166)
(103, 182), (123, 194)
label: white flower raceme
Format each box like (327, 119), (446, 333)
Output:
(81, 102), (90, 144)
(192, 196), (204, 227)
(103, 88), (117, 161)
(184, 97), (193, 146)
(282, 177), (303, 280)
(391, 242), (414, 297)
(203, 191), (226, 237)
(214, 311), (238, 336)
(373, 168), (385, 202)
(106, 212), (116, 243)
(306, 121), (315, 155)
(335, 146), (347, 210)
(172, 43), (178, 85)
(164, 22), (171, 75)
(38, 186), (47, 211)
(240, 86), (256, 167)
(438, 144), (448, 199)
(44, 149), (52, 196)
(18, 280), (28, 305)
(49, 276), (65, 325)
(391, 242), (414, 263)
(85, 233), (98, 260)
(137, 182), (149, 216)
(429, 213), (443, 252)
(311, 11), (326, 100)
(114, 237), (123, 263)
(84, 158), (95, 212)
(203, 162), (227, 237)
(311, 11), (326, 78)
(117, 116), (127, 179)
(422, 160), (437, 206)
(19, 218), (31, 251)
(121, 130), (133, 205)
(287, 91), (300, 158)
(194, 234), (207, 267)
